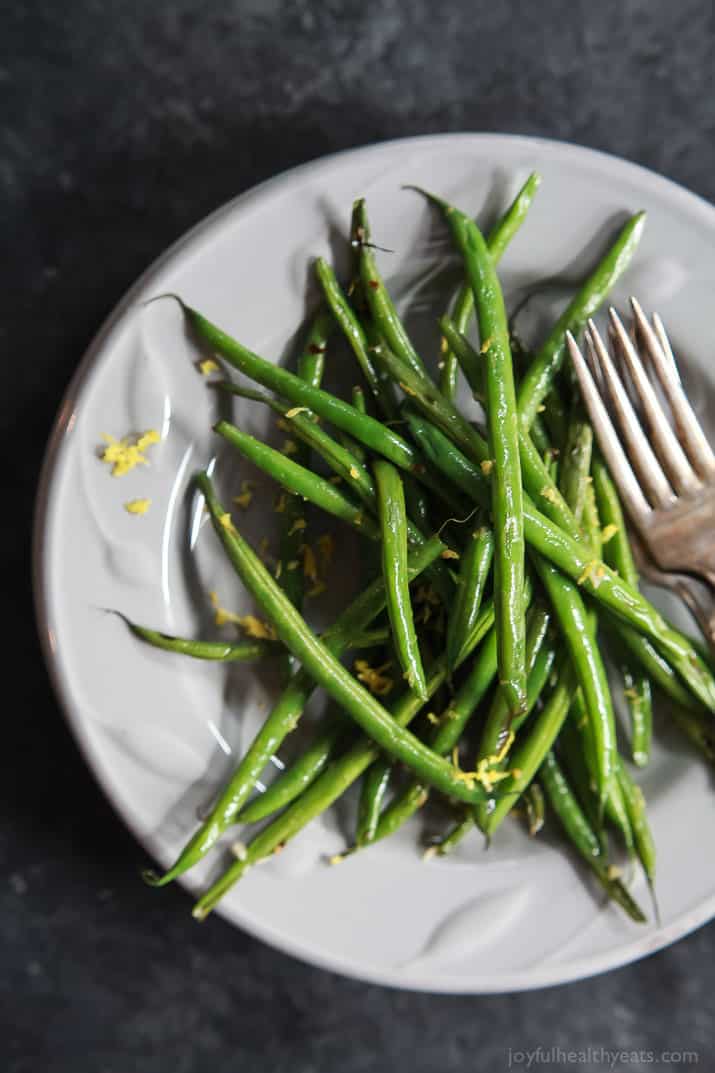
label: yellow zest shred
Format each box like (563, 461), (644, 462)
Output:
(308, 581), (327, 598)
(274, 492), (287, 513)
(480, 336), (492, 354)
(275, 561), (283, 580)
(449, 731), (517, 792)
(441, 548), (459, 560)
(303, 544), (319, 584)
(601, 523), (619, 544)
(100, 428), (160, 477)
(624, 687), (639, 700)
(399, 382), (417, 397)
(209, 591), (243, 627)
(233, 481), (255, 510)
(124, 498), (151, 515)
(286, 559), (300, 571)
(285, 406), (309, 419)
(577, 560), (608, 589)
(236, 614), (277, 641)
(349, 466), (360, 479)
(198, 358), (219, 376)
(536, 403), (546, 413)
(426, 712), (440, 725)
(440, 336), (448, 355)
(282, 439), (298, 455)
(354, 658), (394, 696)
(540, 485), (561, 505)
(218, 512), (236, 534)
(288, 517), (307, 537)
(480, 459), (494, 476)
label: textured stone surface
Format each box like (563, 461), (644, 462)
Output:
(4, 1), (715, 1069)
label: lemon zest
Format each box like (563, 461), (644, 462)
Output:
(303, 544), (319, 584)
(286, 559), (300, 571)
(480, 336), (492, 354)
(198, 358), (219, 376)
(601, 523), (619, 544)
(440, 336), (448, 355)
(100, 428), (160, 477)
(441, 548), (460, 560)
(288, 517), (307, 537)
(233, 481), (255, 510)
(399, 382), (417, 397)
(577, 560), (607, 588)
(480, 459), (494, 476)
(349, 466), (360, 479)
(355, 658), (393, 696)
(540, 485), (561, 505)
(124, 498), (151, 515)
(285, 406), (309, 419)
(274, 493), (287, 513)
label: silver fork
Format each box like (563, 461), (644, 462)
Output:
(566, 299), (715, 652)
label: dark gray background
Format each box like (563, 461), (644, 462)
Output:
(4, 1), (714, 1070)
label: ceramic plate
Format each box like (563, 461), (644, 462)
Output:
(34, 134), (715, 992)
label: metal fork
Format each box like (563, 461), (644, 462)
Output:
(566, 299), (715, 651)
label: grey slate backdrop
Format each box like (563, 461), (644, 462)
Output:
(3, 1), (714, 1071)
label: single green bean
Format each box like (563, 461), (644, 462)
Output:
(439, 172), (541, 399)
(559, 406), (593, 528)
(539, 751), (646, 923)
(523, 782), (546, 836)
(446, 526), (494, 670)
(517, 212), (646, 429)
(215, 419), (380, 540)
(145, 526), (444, 885)
(119, 616), (276, 662)
(615, 756), (656, 886)
(373, 460), (428, 699)
(355, 757), (393, 846)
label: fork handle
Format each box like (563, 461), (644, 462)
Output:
(671, 574), (715, 660)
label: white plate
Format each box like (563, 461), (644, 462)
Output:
(34, 134), (715, 992)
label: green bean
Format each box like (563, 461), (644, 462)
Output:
(523, 781), (546, 836)
(529, 413), (552, 458)
(196, 473), (501, 805)
(440, 283), (473, 402)
(452, 211), (527, 714)
(118, 615), (276, 662)
(352, 199), (426, 376)
(431, 811), (474, 856)
(532, 554), (616, 805)
(276, 308), (331, 624)
(593, 456), (653, 766)
(315, 257), (397, 417)
(439, 318), (581, 539)
(214, 419), (380, 540)
(373, 461), (428, 699)
(181, 300), (421, 471)
(194, 595), (498, 917)
(615, 756), (656, 887)
(447, 526), (494, 670)
(517, 211), (646, 429)
(405, 413), (715, 712)
(145, 525), (444, 885)
(559, 407), (593, 529)
(438, 172), (541, 399)
(668, 705), (715, 765)
(556, 717), (607, 853)
(539, 751), (646, 923)
(236, 716), (348, 825)
(355, 757), (393, 846)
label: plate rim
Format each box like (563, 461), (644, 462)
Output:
(32, 131), (715, 993)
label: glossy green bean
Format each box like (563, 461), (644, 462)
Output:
(446, 526), (494, 670)
(215, 419), (380, 539)
(194, 595), (498, 917)
(356, 757), (393, 846)
(196, 473), (499, 806)
(439, 172), (541, 399)
(352, 199), (425, 376)
(523, 782), (546, 836)
(559, 407), (593, 528)
(120, 616), (276, 662)
(517, 211), (646, 429)
(373, 461), (428, 699)
(539, 751), (646, 923)
(593, 456), (653, 766)
(145, 526), (444, 885)
(615, 756), (656, 885)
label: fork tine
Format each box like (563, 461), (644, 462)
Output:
(609, 307), (701, 495)
(630, 298), (715, 479)
(586, 319), (675, 509)
(566, 331), (652, 522)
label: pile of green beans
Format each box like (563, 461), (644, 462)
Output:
(127, 173), (715, 928)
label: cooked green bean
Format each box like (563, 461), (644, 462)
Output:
(119, 616), (276, 662)
(523, 781), (546, 836)
(439, 172), (541, 399)
(517, 211), (646, 429)
(447, 526), (494, 670)
(194, 595), (498, 917)
(615, 756), (656, 887)
(559, 407), (593, 529)
(356, 757), (393, 846)
(373, 460), (428, 699)
(352, 198), (426, 376)
(540, 751), (646, 923)
(196, 473), (500, 806)
(145, 527), (444, 885)
(215, 419), (380, 539)
(593, 455), (653, 766)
